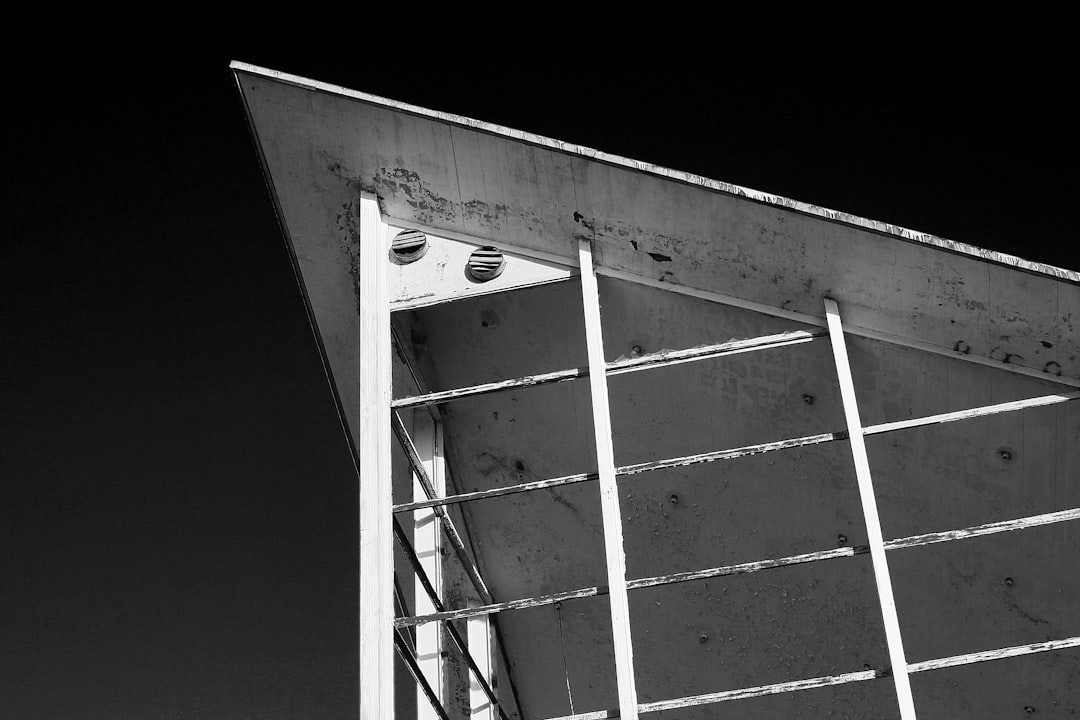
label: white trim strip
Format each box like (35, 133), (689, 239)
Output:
(413, 415), (444, 719)
(637, 669), (880, 714)
(865, 390), (1080, 435)
(357, 195), (394, 717)
(825, 298), (917, 720)
(396, 505), (1080, 627)
(886, 506), (1080, 550)
(579, 238), (640, 720)
(396, 390), (1080, 513)
(391, 329), (822, 409)
(597, 267), (1080, 390)
(908, 636), (1080, 673)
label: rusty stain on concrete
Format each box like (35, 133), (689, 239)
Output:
(375, 167), (457, 226)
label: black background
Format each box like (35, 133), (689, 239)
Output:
(2, 42), (1075, 718)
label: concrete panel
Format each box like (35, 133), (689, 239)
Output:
(631, 557), (892, 713)
(399, 267), (1079, 718)
(910, 649), (1080, 719)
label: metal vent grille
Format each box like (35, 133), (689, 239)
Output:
(391, 229), (428, 263)
(466, 246), (506, 282)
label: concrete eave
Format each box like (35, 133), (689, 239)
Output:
(231, 61), (1080, 383)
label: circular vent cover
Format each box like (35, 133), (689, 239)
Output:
(466, 246), (506, 282)
(390, 229), (428, 263)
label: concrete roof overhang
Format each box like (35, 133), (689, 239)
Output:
(232, 62), (1080, 718)
(231, 61), (1079, 395)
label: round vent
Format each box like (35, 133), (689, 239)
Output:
(390, 229), (428, 263)
(465, 246), (506, 282)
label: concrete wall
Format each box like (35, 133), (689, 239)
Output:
(402, 277), (1078, 719)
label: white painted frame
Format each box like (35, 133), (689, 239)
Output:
(468, 603), (495, 720)
(412, 414), (445, 718)
(578, 238), (640, 720)
(824, 297), (917, 720)
(357, 194), (394, 718)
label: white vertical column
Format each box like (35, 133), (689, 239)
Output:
(414, 414), (445, 717)
(468, 602), (494, 720)
(578, 238), (639, 720)
(358, 193), (393, 719)
(824, 298), (917, 720)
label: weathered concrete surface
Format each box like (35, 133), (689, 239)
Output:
(234, 64), (1080, 386)
(399, 278), (1078, 719)
(233, 64), (1080, 719)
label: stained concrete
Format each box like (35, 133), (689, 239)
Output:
(399, 278), (1078, 718)
(234, 64), (1080, 385)
(234, 64), (1080, 719)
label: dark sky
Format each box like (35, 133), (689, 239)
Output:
(2, 48), (1075, 719)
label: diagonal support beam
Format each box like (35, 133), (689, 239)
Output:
(392, 412), (494, 604)
(393, 518), (510, 720)
(412, 413), (444, 719)
(824, 297), (917, 720)
(579, 238), (639, 720)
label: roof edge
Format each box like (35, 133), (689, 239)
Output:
(230, 61), (1080, 285)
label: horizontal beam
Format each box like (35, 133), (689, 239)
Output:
(395, 505), (1080, 627)
(617, 431), (843, 477)
(637, 669), (881, 715)
(391, 330), (820, 410)
(395, 471), (597, 514)
(596, 266), (1080, 390)
(541, 634), (1080, 719)
(630, 546), (859, 590)
(865, 390), (1080, 436)
(627, 506), (1080, 590)
(393, 365), (586, 410)
(607, 330), (823, 376)
(908, 636), (1080, 674)
(396, 369), (1080, 517)
(394, 430), (844, 514)
(395, 584), (605, 629)
(886, 506), (1080, 550)
(614, 389), (1080, 477)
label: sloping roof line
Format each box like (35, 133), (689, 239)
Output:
(230, 61), (1078, 285)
